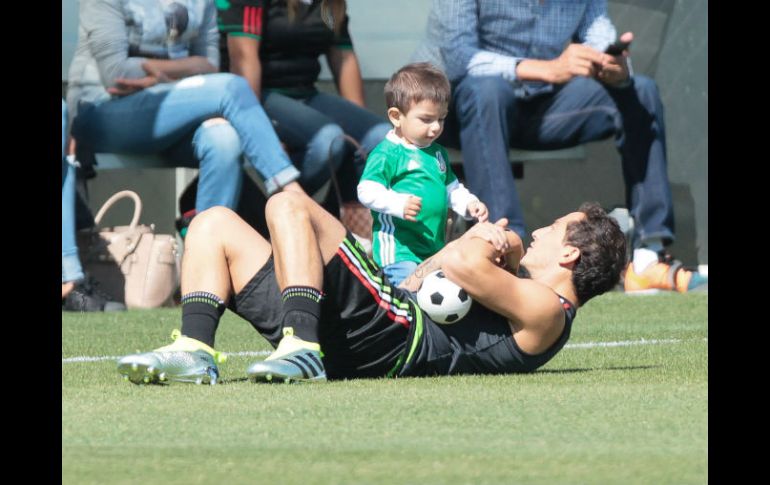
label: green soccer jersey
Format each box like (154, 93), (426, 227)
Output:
(360, 133), (459, 266)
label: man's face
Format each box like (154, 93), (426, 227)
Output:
(393, 100), (448, 147)
(520, 211), (585, 269)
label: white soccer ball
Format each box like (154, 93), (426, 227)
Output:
(416, 270), (472, 324)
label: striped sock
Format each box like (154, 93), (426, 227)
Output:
(280, 286), (323, 344)
(180, 292), (226, 347)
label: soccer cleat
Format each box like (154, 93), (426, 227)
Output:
(624, 258), (708, 294)
(116, 329), (226, 385)
(247, 330), (326, 383)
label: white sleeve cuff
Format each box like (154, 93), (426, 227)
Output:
(358, 180), (412, 219)
(447, 180), (479, 219)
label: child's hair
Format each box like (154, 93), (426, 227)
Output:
(384, 62), (451, 113)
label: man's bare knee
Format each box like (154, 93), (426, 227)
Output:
(265, 191), (309, 223)
(188, 206), (239, 241)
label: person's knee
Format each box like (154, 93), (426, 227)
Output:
(309, 123), (346, 166)
(631, 75), (662, 103)
(454, 76), (514, 116)
(188, 206), (239, 240)
(360, 122), (391, 152)
(215, 73), (255, 102)
(265, 191), (309, 223)
(194, 118), (243, 167)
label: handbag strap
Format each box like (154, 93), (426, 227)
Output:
(93, 190), (142, 229)
(326, 134), (366, 214)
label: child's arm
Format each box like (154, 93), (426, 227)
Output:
(446, 180), (488, 222)
(358, 181), (422, 221)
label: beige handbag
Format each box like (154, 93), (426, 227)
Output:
(78, 190), (180, 309)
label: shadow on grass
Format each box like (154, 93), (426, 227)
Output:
(537, 365), (658, 374)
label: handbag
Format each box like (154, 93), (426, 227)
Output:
(77, 190), (180, 309)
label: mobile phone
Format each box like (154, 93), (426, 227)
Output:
(605, 39), (630, 56)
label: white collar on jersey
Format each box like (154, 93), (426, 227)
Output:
(386, 130), (432, 150)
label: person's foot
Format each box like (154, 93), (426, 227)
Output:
(624, 253), (708, 294)
(117, 329), (226, 385)
(247, 330), (326, 383)
(62, 277), (126, 312)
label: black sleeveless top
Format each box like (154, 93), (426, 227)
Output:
(401, 294), (577, 376)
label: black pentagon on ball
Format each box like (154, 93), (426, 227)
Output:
(435, 271), (445, 278)
(430, 292), (444, 305)
(445, 313), (459, 323)
(457, 288), (468, 302)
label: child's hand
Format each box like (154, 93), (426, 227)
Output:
(404, 196), (422, 221)
(468, 201), (489, 222)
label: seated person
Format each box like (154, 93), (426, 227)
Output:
(66, 0), (306, 230)
(62, 98), (125, 312)
(216, 0), (391, 219)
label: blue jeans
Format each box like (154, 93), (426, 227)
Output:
(71, 73), (301, 211)
(442, 75), (674, 247)
(262, 90), (391, 201)
(383, 261), (418, 287)
(62, 99), (84, 284)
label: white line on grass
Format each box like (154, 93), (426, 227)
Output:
(564, 338), (682, 349)
(62, 337), (704, 364)
(61, 350), (272, 364)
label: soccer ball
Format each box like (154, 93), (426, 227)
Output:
(416, 270), (472, 324)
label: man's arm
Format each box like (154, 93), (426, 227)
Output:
(438, 0), (521, 83)
(399, 220), (518, 291)
(441, 234), (565, 354)
(227, 36), (262, 97)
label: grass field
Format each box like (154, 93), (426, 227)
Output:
(62, 292), (707, 485)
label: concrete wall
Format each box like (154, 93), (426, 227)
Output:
(62, 0), (707, 264)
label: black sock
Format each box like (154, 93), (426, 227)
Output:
(180, 292), (226, 347)
(280, 286), (323, 343)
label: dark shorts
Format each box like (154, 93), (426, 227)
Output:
(229, 234), (418, 379)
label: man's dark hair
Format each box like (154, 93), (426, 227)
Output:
(384, 62), (451, 113)
(565, 202), (627, 305)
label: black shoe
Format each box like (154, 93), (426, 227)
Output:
(62, 277), (126, 312)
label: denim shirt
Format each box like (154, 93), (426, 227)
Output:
(412, 0), (617, 98)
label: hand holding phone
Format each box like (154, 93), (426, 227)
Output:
(605, 39), (631, 56)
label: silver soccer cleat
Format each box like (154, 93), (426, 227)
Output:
(247, 335), (326, 383)
(117, 349), (220, 385)
(116, 330), (225, 385)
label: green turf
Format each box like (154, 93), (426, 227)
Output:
(62, 292), (707, 484)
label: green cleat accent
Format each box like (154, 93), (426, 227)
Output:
(117, 330), (226, 385)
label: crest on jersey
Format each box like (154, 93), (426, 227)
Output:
(435, 151), (447, 172)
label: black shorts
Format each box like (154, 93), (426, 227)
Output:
(229, 234), (419, 379)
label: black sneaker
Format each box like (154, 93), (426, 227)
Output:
(62, 277), (126, 312)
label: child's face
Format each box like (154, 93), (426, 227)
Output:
(389, 100), (448, 147)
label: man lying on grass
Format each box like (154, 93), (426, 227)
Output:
(117, 191), (626, 384)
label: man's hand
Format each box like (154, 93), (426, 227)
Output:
(548, 43), (608, 84)
(462, 218), (510, 253)
(403, 195), (422, 222)
(597, 32), (633, 86)
(107, 62), (171, 96)
(467, 200), (489, 222)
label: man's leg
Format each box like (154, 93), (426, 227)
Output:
(162, 119), (245, 213)
(511, 76), (703, 292)
(247, 191), (347, 383)
(117, 207), (274, 385)
(450, 76), (527, 237)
